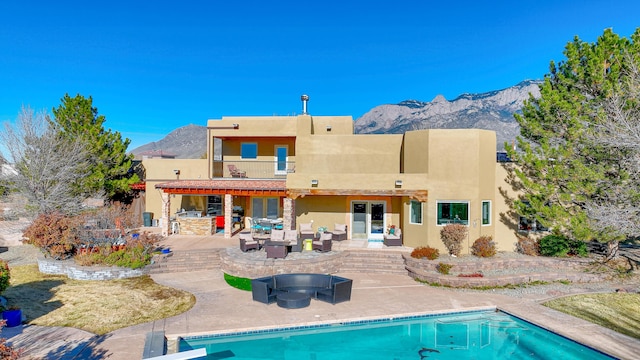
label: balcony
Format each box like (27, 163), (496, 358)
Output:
(212, 160), (295, 179)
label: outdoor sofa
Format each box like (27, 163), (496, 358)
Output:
(251, 273), (353, 305)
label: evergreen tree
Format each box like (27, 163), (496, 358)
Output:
(51, 94), (139, 201)
(507, 28), (640, 244)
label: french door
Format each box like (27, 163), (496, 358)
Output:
(351, 201), (385, 240)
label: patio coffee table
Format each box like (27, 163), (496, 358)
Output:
(276, 292), (311, 309)
(264, 241), (288, 259)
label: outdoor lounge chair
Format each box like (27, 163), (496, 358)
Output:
(228, 164), (247, 178)
(239, 232), (259, 252)
(270, 229), (285, 242)
(284, 230), (302, 252)
(313, 232), (333, 252)
(383, 228), (402, 246)
(299, 222), (314, 240)
(332, 223), (347, 241)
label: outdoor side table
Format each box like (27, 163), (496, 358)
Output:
(304, 239), (313, 251)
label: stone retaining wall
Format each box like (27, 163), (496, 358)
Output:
(404, 255), (605, 287)
(37, 257), (145, 281)
(219, 248), (345, 279)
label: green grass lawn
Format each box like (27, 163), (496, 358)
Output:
(3, 264), (196, 335)
(543, 293), (640, 339)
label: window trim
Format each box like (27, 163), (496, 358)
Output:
(481, 200), (491, 226)
(410, 200), (423, 225)
(436, 200), (470, 226)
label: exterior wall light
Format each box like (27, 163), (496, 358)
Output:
(173, 169), (181, 175)
(326, 126), (332, 132)
(395, 180), (403, 187)
(233, 123), (239, 129)
(311, 179), (318, 186)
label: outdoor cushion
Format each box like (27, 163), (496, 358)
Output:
(270, 229), (285, 241)
(334, 224), (347, 232)
(299, 223), (313, 233)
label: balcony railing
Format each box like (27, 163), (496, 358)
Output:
(212, 160), (295, 179)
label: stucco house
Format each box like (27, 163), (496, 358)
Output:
(142, 99), (521, 254)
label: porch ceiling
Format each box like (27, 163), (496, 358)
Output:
(155, 179), (287, 196)
(287, 188), (428, 202)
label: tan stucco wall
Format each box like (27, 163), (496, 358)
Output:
(143, 158), (209, 220)
(400, 129), (501, 254)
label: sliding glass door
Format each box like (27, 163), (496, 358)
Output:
(351, 201), (385, 240)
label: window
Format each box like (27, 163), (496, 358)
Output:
(410, 200), (423, 224)
(437, 201), (469, 225)
(241, 143), (257, 159)
(481, 201), (491, 226)
(251, 197), (280, 219)
(518, 201), (548, 232)
(207, 195), (223, 216)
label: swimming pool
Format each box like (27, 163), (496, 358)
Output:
(179, 309), (614, 359)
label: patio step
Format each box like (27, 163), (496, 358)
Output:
(341, 250), (409, 275)
(146, 249), (222, 274)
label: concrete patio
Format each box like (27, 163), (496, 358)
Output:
(3, 232), (640, 359)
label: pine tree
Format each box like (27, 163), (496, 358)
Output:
(507, 28), (640, 244)
(51, 94), (139, 201)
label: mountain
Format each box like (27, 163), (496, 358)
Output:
(130, 124), (207, 159)
(354, 80), (542, 149)
(130, 81), (542, 158)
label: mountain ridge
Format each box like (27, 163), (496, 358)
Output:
(131, 80), (541, 158)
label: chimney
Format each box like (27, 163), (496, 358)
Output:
(301, 94), (309, 115)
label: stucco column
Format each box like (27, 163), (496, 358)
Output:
(283, 197), (295, 230)
(224, 194), (233, 238)
(161, 192), (170, 237)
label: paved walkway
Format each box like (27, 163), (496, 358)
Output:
(2, 232), (640, 359)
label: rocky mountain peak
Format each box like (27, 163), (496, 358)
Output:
(354, 80), (542, 149)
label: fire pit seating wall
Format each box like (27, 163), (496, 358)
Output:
(251, 273), (353, 305)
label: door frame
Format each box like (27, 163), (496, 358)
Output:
(350, 200), (386, 240)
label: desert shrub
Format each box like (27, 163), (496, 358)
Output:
(436, 262), (453, 275)
(411, 246), (439, 260)
(539, 235), (588, 257)
(515, 235), (539, 256)
(0, 260), (9, 294)
(471, 236), (496, 258)
(73, 232), (162, 269)
(458, 272), (483, 278)
(0, 320), (22, 359)
(440, 224), (467, 256)
(23, 212), (82, 259)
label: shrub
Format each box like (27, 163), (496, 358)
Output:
(458, 272), (484, 278)
(539, 235), (587, 257)
(436, 262), (453, 275)
(0, 320), (22, 359)
(515, 235), (539, 256)
(0, 260), (9, 294)
(23, 212), (82, 259)
(411, 246), (439, 260)
(471, 236), (496, 258)
(440, 224), (467, 256)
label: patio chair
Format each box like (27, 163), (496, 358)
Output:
(284, 230), (302, 252)
(383, 228), (402, 246)
(239, 232), (259, 252)
(228, 164), (247, 178)
(332, 223), (347, 241)
(270, 229), (285, 242)
(299, 222), (314, 240)
(313, 232), (333, 252)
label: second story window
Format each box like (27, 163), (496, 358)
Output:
(241, 143), (257, 159)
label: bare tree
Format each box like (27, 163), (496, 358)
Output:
(583, 51), (640, 257)
(0, 106), (90, 216)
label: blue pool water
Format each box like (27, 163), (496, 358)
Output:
(179, 310), (614, 359)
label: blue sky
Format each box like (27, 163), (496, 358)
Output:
(1, 1), (639, 149)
